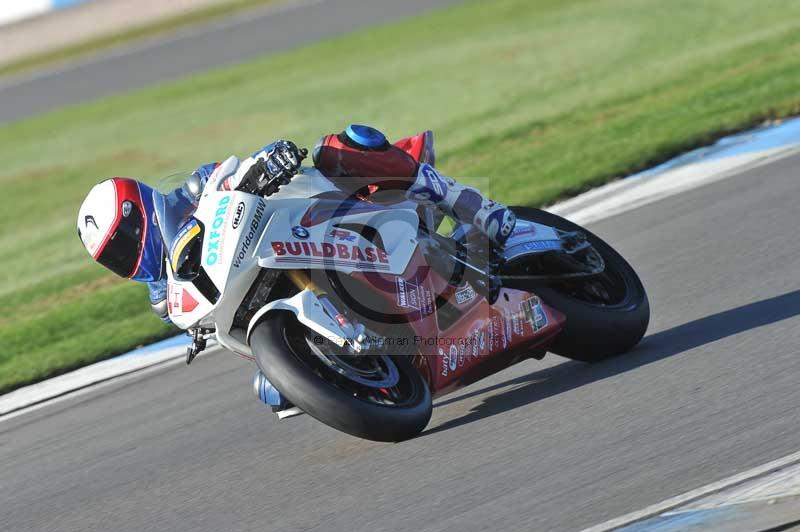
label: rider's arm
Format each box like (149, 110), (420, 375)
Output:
(184, 161), (220, 198)
(225, 141), (306, 195)
(251, 142), (278, 161)
(216, 143), (277, 191)
(191, 142), (299, 194)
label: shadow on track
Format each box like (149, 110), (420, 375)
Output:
(424, 289), (800, 436)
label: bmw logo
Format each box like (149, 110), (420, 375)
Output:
(291, 226), (310, 239)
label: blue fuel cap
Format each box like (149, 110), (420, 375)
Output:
(345, 124), (387, 149)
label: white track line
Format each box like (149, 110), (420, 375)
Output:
(0, 356), (185, 423)
(582, 450), (800, 531)
(0, 346), (224, 423)
(0, 343), (186, 417)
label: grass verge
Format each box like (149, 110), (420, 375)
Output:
(1, 0), (800, 394)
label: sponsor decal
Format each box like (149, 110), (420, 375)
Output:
(510, 224), (538, 238)
(517, 240), (562, 252)
(420, 164), (445, 198)
(330, 229), (357, 242)
(455, 284), (477, 305)
(521, 296), (548, 331)
(439, 348), (448, 377)
(533, 306), (548, 331)
(233, 200), (267, 268)
(396, 277), (420, 310)
(271, 241), (389, 264)
(422, 164), (447, 198)
(448, 345), (458, 372)
(488, 315), (499, 350)
(464, 329), (476, 359)
(231, 202), (245, 229)
(471, 328), (486, 358)
(420, 286), (434, 316)
(170, 219), (201, 271)
(511, 312), (523, 338)
(84, 215), (98, 230)
(274, 257), (391, 270)
(168, 283), (199, 316)
(499, 315), (508, 348)
(205, 195), (232, 266)
(395, 277), (433, 315)
(291, 226), (310, 239)
(458, 344), (466, 367)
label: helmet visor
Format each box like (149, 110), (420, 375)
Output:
(96, 203), (144, 278)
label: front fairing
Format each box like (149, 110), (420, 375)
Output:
(153, 166), (423, 331)
(253, 198), (420, 276)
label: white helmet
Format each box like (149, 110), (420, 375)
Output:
(77, 177), (164, 281)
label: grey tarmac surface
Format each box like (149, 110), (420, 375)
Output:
(0, 0), (464, 125)
(2, 152), (800, 531)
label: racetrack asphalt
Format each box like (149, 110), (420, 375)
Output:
(3, 151), (800, 531)
(0, 0), (464, 125)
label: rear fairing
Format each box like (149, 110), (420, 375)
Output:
(348, 249), (566, 397)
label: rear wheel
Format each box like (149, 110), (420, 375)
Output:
(249, 311), (432, 442)
(504, 207), (649, 361)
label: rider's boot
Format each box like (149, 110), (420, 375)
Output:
(407, 164), (513, 304)
(407, 163), (516, 248)
(147, 279), (171, 323)
(252, 370), (303, 419)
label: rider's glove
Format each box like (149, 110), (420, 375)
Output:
(267, 140), (306, 181)
(236, 141), (307, 196)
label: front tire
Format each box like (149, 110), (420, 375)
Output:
(506, 207), (650, 362)
(250, 311), (432, 442)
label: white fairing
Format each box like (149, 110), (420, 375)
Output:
(165, 167), (420, 355)
(246, 290), (349, 347)
(255, 201), (418, 275)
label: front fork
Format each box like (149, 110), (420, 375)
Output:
(251, 270), (363, 414)
(284, 270), (367, 353)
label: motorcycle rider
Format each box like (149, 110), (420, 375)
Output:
(77, 125), (516, 413)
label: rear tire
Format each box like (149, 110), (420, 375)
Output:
(250, 311), (432, 442)
(507, 207), (650, 362)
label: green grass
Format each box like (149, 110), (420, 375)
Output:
(1, 0), (800, 394)
(0, 0), (280, 79)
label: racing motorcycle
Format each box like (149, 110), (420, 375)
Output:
(154, 161), (649, 442)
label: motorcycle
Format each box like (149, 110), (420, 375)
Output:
(154, 160), (649, 442)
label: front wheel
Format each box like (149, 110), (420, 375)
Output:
(249, 311), (432, 442)
(504, 207), (650, 362)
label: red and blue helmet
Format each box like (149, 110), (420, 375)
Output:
(77, 177), (164, 282)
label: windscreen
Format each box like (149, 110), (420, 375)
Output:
(152, 173), (201, 278)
